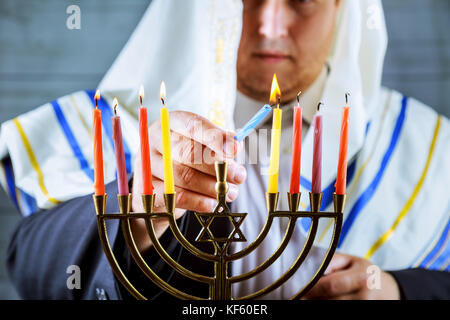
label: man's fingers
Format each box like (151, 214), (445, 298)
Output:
(152, 131), (246, 185)
(153, 186), (217, 213)
(150, 150), (239, 202)
(324, 252), (352, 275)
(303, 269), (366, 299)
(169, 111), (240, 158)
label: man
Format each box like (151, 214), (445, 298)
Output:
(2, 0), (449, 299)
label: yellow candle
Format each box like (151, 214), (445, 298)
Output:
(268, 108), (282, 193)
(267, 74), (282, 194)
(160, 82), (175, 194)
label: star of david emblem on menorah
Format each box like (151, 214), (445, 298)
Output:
(92, 161), (345, 300)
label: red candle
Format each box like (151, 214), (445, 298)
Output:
(111, 98), (129, 195)
(93, 90), (105, 195)
(289, 93), (302, 194)
(335, 96), (350, 195)
(311, 102), (323, 194)
(139, 86), (154, 195)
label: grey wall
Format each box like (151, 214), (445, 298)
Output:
(0, 0), (449, 299)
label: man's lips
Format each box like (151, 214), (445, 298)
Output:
(253, 52), (291, 63)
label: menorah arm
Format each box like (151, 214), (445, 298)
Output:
(225, 215), (274, 261)
(235, 217), (319, 300)
(229, 216), (297, 283)
(120, 218), (206, 300)
(143, 217), (213, 284)
(289, 213), (343, 299)
(167, 212), (219, 262)
(96, 217), (146, 300)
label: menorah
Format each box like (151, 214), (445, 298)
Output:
(92, 161), (345, 300)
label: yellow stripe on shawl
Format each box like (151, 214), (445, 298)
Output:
(13, 118), (60, 205)
(365, 116), (442, 259)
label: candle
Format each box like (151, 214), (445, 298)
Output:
(289, 92), (302, 194)
(335, 94), (350, 194)
(93, 90), (105, 195)
(139, 85), (154, 195)
(234, 105), (272, 142)
(160, 81), (175, 194)
(267, 74), (282, 194)
(311, 102), (323, 194)
(111, 98), (129, 195)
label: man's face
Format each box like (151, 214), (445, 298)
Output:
(237, 0), (342, 103)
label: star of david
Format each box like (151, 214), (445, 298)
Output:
(194, 203), (247, 253)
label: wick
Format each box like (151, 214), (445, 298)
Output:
(317, 102), (324, 111)
(296, 91), (302, 104)
(139, 95), (143, 107)
(114, 102), (118, 116)
(160, 97), (165, 107)
(345, 92), (350, 105)
(277, 96), (281, 109)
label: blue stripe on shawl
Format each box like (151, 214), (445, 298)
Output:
(51, 100), (94, 182)
(2, 157), (19, 210)
(18, 188), (39, 216)
(85, 90), (132, 174)
(420, 218), (450, 269)
(1, 157), (39, 216)
(338, 96), (409, 247)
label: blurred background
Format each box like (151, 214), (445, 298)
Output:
(0, 0), (449, 299)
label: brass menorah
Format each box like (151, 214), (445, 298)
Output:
(92, 161), (345, 300)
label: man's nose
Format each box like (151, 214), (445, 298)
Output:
(258, 0), (289, 39)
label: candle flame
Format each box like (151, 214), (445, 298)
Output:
(113, 97), (118, 115)
(269, 74), (281, 105)
(139, 85), (145, 100)
(139, 85), (144, 106)
(160, 81), (166, 106)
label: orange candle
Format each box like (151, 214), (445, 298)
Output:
(335, 94), (350, 195)
(139, 85), (154, 194)
(93, 90), (105, 195)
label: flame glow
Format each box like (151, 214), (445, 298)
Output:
(269, 74), (281, 105)
(94, 90), (101, 101)
(160, 81), (166, 104)
(139, 85), (145, 100)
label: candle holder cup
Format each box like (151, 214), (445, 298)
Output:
(93, 161), (344, 300)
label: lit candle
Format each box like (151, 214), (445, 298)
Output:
(311, 102), (323, 194)
(289, 92), (302, 194)
(335, 93), (350, 195)
(112, 98), (129, 195)
(267, 74), (282, 194)
(93, 90), (105, 195)
(160, 81), (175, 194)
(139, 85), (154, 195)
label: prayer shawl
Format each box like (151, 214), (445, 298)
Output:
(0, 0), (449, 298)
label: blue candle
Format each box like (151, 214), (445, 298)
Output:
(234, 104), (272, 142)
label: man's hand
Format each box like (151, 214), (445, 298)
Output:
(303, 252), (401, 300)
(130, 111), (246, 253)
